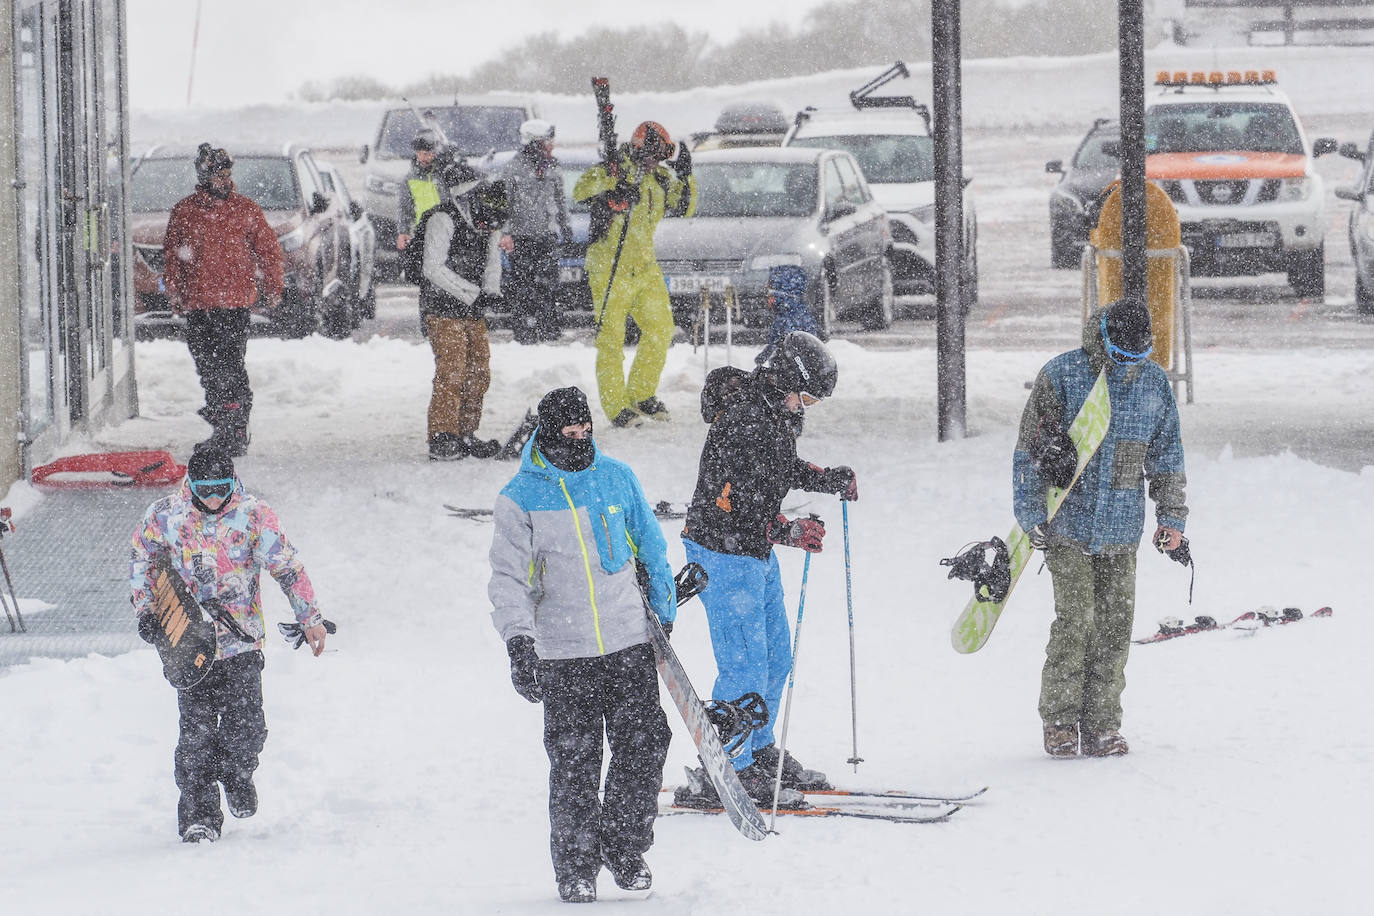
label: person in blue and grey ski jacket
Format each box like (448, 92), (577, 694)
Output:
(1013, 298), (1188, 760)
(487, 385), (674, 904)
(757, 263), (821, 365)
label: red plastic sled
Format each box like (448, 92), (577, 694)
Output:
(31, 450), (186, 489)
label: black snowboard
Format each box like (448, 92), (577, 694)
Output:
(147, 552), (219, 690)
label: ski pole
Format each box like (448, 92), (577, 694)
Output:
(0, 542), (24, 633)
(769, 550), (812, 833)
(843, 501), (861, 772)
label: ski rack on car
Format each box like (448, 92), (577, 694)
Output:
(791, 60), (932, 134)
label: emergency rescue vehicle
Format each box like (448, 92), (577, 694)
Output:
(1144, 70), (1338, 297)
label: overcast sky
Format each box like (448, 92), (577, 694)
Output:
(125, 0), (833, 109)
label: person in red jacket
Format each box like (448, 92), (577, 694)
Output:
(163, 143), (284, 456)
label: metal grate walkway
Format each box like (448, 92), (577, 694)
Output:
(0, 487), (159, 669)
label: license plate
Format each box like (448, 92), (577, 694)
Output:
(667, 275), (730, 294)
(559, 265), (584, 284)
(1216, 232), (1275, 249)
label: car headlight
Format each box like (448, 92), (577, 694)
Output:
(748, 253), (804, 271)
(911, 204), (936, 224)
(278, 227), (306, 252)
(365, 175), (398, 195)
(1278, 177), (1311, 202)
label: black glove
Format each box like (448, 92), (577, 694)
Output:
(277, 619), (337, 650)
(767, 514), (826, 553)
(506, 635), (543, 703)
(137, 613), (161, 644)
(1029, 417), (1077, 490)
(473, 292), (502, 313)
(818, 466), (859, 501)
(669, 143), (692, 180)
(606, 181), (640, 210)
(1027, 524), (1050, 550)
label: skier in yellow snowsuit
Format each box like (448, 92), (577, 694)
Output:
(573, 121), (697, 427)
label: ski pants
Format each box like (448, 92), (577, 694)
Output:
(506, 234), (560, 343)
(424, 315), (491, 439)
(540, 643), (670, 884)
(186, 307), (253, 424)
(590, 260), (673, 421)
(174, 650), (267, 836)
(682, 539), (790, 771)
(1038, 547), (1137, 734)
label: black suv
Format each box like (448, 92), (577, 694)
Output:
(1047, 119), (1120, 269)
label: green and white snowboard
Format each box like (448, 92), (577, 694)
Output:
(950, 369), (1112, 654)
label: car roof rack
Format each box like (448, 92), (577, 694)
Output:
(849, 61), (932, 132)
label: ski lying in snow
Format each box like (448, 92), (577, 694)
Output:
(445, 500), (688, 521)
(804, 785), (989, 805)
(948, 369), (1112, 654)
(1133, 606), (1331, 644)
(661, 799), (962, 825)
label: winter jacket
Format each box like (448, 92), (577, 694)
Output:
(683, 376), (839, 560)
(419, 201), (502, 321)
(129, 478), (323, 661)
(489, 436), (676, 661)
(399, 158), (442, 231)
(1012, 306), (1188, 555)
(500, 145), (572, 240)
(162, 187), (284, 311)
(573, 153), (697, 278)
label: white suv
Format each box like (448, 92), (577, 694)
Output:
(1144, 70), (1338, 297)
(783, 76), (978, 305)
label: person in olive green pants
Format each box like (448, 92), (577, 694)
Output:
(574, 121), (697, 428)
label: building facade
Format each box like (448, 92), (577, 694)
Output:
(1, 0), (136, 492)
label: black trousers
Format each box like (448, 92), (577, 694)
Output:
(174, 650), (267, 834)
(185, 308), (253, 422)
(506, 234), (560, 342)
(540, 643), (670, 882)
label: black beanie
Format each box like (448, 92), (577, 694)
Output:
(1103, 298), (1152, 356)
(535, 387), (595, 472)
(187, 448), (234, 482)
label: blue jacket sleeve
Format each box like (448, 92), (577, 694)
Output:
(623, 469), (677, 624)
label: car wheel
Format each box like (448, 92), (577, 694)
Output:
(1357, 272), (1374, 315)
(1287, 245), (1325, 299)
(321, 292), (354, 340)
(812, 268), (836, 340)
(860, 255), (895, 330)
(277, 290), (317, 339)
(1051, 233), (1081, 270)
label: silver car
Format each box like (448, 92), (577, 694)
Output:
(317, 161), (377, 331)
(654, 147), (894, 335)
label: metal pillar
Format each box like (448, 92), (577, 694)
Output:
(1118, 0), (1148, 304)
(932, 0), (966, 441)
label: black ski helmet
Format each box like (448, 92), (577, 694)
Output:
(768, 331), (837, 400)
(194, 143), (233, 187)
(470, 178), (509, 230)
(1101, 298), (1153, 365)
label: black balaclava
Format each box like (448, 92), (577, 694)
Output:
(534, 386), (595, 472)
(186, 448), (236, 514)
(194, 143), (234, 199)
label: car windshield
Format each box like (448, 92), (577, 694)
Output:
(1075, 133), (1120, 169)
(379, 107), (526, 157)
(1145, 102), (1303, 155)
(692, 162), (818, 218)
(129, 156), (300, 212)
(789, 134), (934, 183)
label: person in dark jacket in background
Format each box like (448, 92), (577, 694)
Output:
(163, 143), (283, 457)
(500, 119), (572, 343)
(419, 157), (507, 461)
(397, 130), (442, 253)
(1014, 298), (1188, 759)
(680, 331), (857, 808)
(488, 386), (675, 904)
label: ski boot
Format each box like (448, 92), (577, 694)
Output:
(752, 743), (832, 791)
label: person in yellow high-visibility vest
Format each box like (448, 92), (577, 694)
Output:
(397, 130), (442, 252)
(573, 121), (697, 428)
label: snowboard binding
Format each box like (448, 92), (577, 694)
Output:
(940, 537), (1011, 603)
(705, 692), (770, 758)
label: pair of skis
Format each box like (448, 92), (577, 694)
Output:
(446, 500), (687, 522)
(1133, 606), (1332, 644)
(663, 778), (986, 825)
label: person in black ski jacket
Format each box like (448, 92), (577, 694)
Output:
(680, 331), (858, 806)
(488, 386), (675, 904)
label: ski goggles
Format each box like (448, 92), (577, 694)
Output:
(1100, 313), (1153, 366)
(189, 476), (235, 501)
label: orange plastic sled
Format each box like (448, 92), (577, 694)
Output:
(31, 450), (186, 489)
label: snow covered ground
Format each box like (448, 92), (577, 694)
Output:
(3, 45), (1371, 915)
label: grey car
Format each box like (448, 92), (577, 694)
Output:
(317, 161), (377, 329)
(653, 147), (894, 336)
(1335, 129), (1374, 314)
